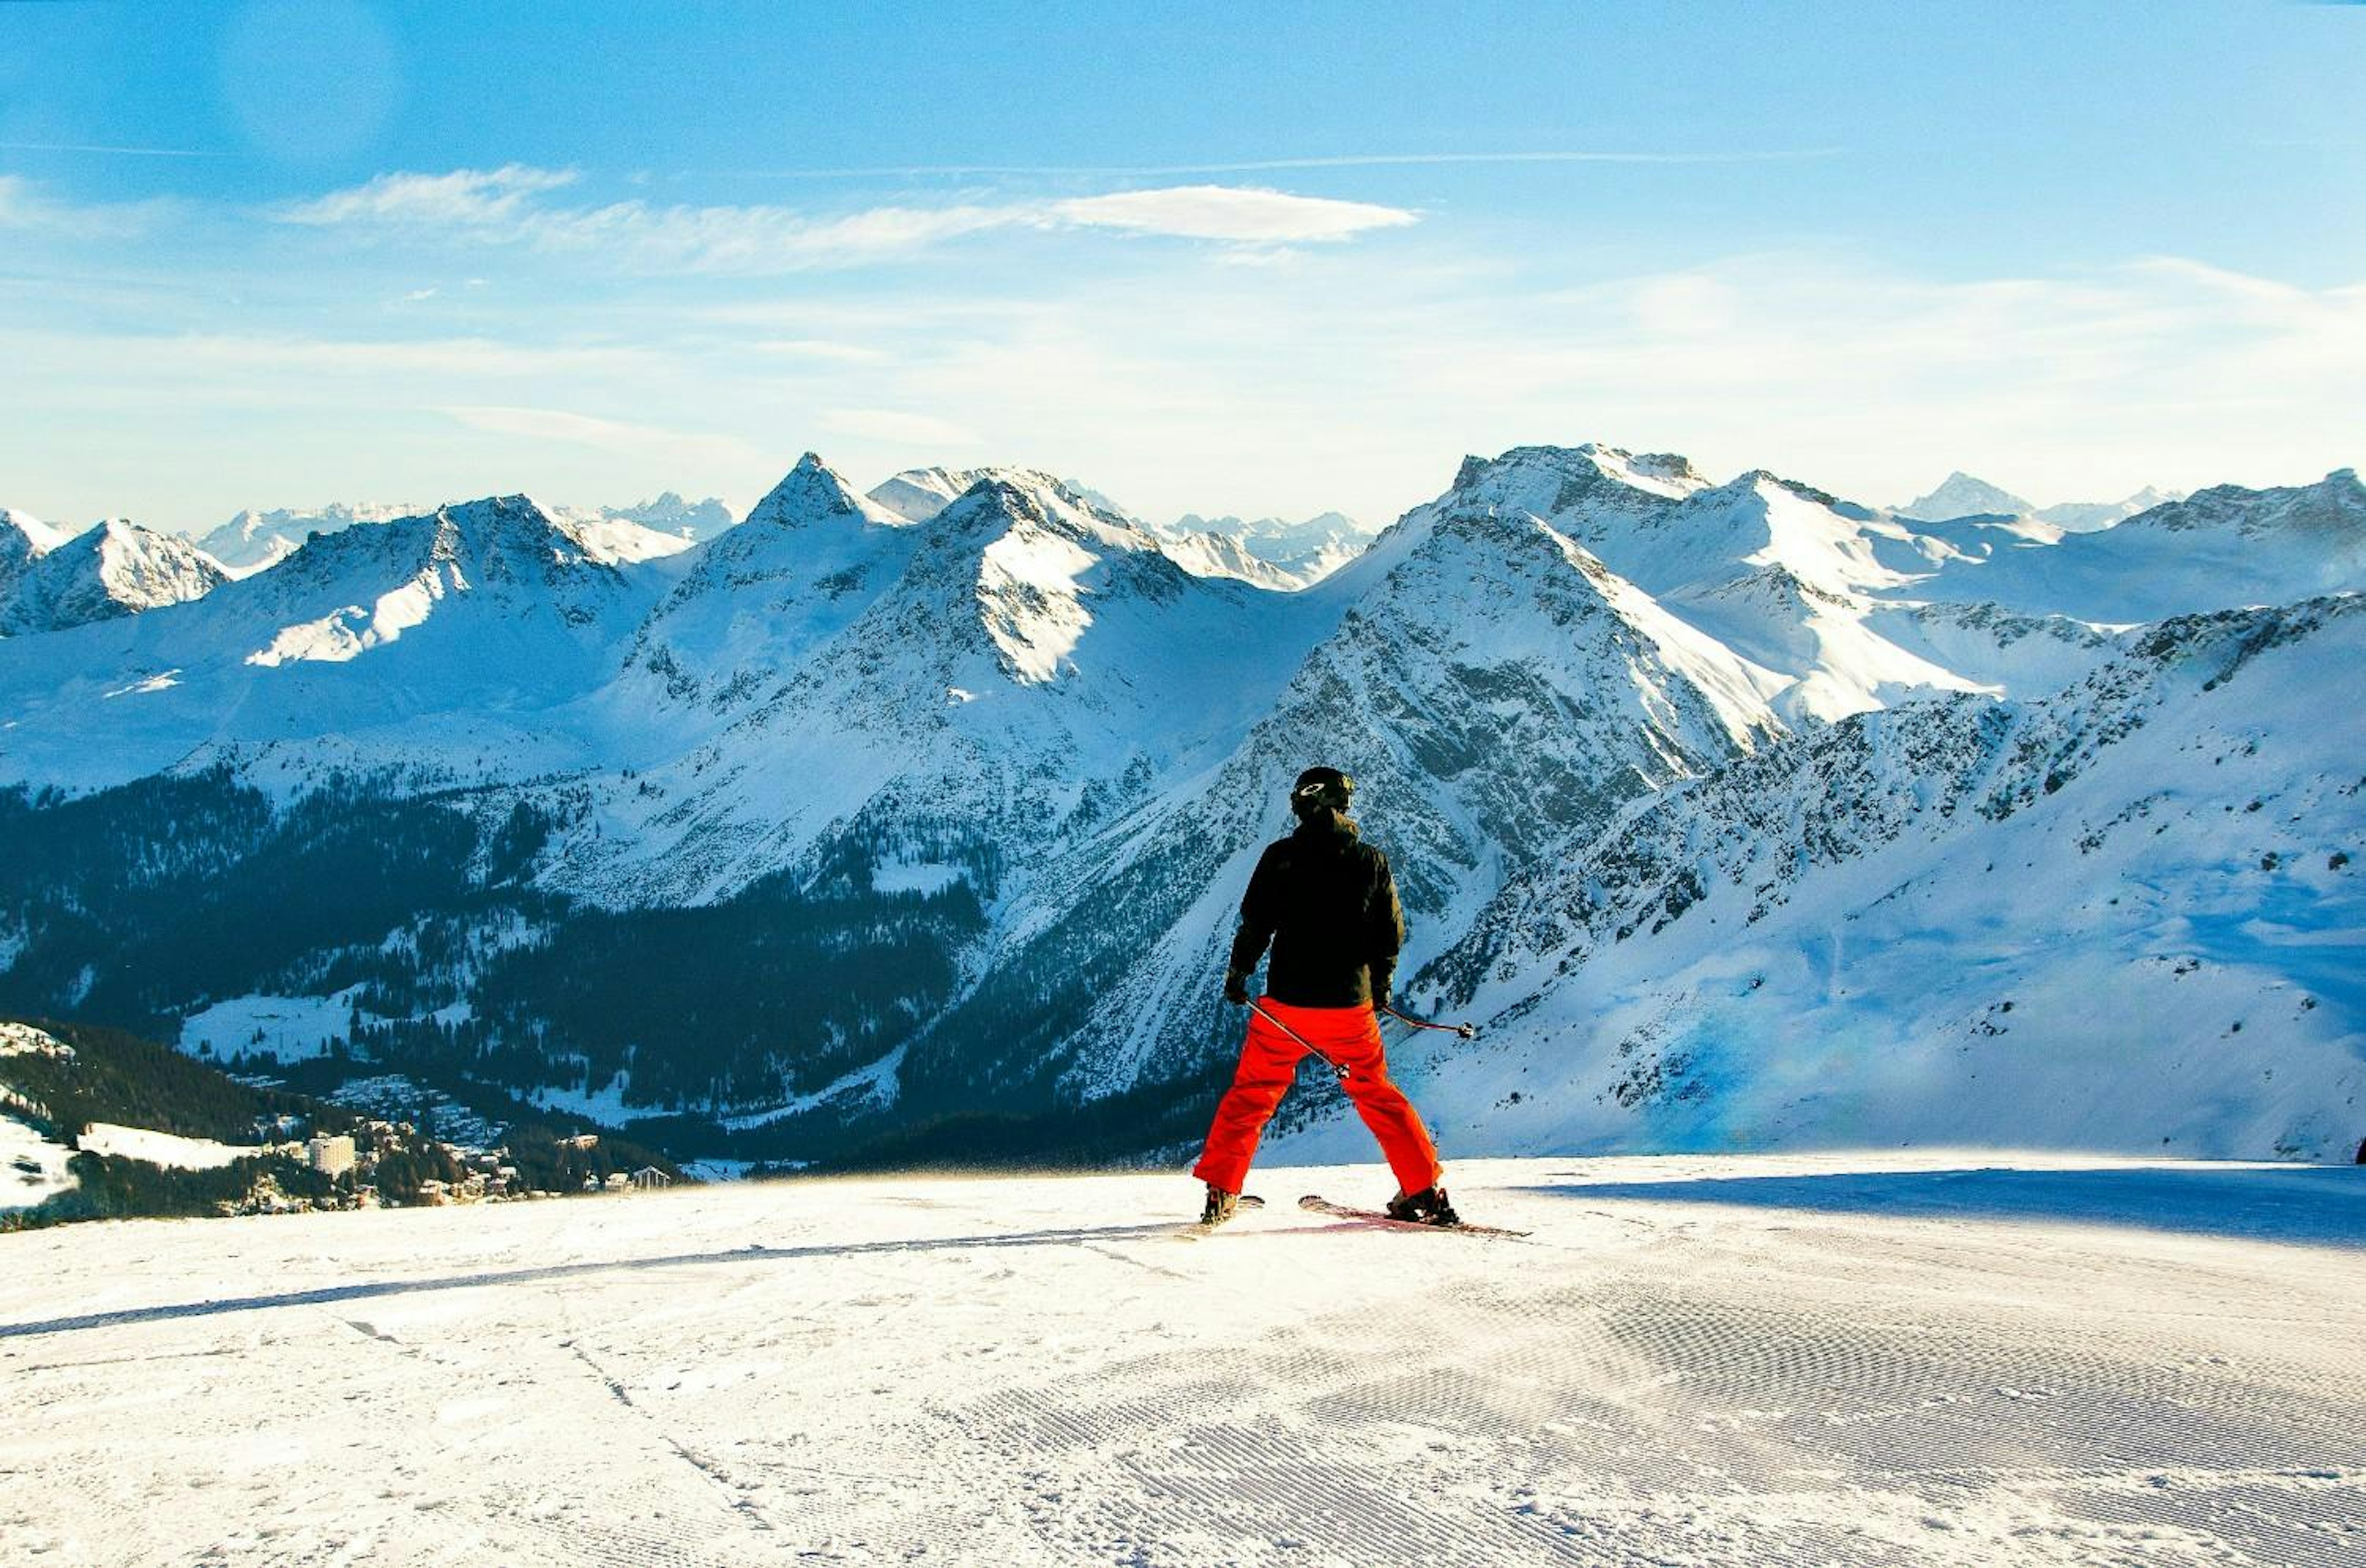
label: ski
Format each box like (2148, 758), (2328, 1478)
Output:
(1298, 1193), (1530, 1238)
(1176, 1192), (1265, 1238)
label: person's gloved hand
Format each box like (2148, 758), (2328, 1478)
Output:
(1370, 965), (1394, 1014)
(1223, 968), (1251, 1005)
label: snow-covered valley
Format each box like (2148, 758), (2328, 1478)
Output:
(2, 1155), (2359, 1567)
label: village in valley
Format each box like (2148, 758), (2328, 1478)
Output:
(260, 1123), (678, 1214)
(1, 1018), (685, 1229)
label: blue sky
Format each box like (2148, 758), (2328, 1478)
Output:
(1, 1), (2359, 533)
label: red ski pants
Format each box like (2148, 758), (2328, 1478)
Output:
(1192, 998), (1444, 1197)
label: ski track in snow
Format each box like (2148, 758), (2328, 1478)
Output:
(0, 1154), (2360, 1567)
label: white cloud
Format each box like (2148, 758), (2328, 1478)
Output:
(269, 167), (1414, 271)
(10, 178), (2354, 541)
(529, 199), (1023, 272)
(279, 165), (580, 227)
(787, 249), (2363, 524)
(1053, 185), (1417, 243)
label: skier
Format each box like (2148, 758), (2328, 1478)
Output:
(1192, 766), (1458, 1227)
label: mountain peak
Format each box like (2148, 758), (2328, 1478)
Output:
(1156, 509), (1367, 586)
(867, 466), (996, 524)
(1, 508), (68, 557)
(596, 492), (735, 540)
(746, 455), (901, 532)
(1450, 444), (1711, 510)
(866, 465), (1104, 527)
(0, 514), (229, 635)
(2034, 485), (2186, 532)
(1896, 472), (2035, 522)
(437, 493), (569, 538)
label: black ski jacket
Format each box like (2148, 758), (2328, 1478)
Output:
(1228, 813), (1405, 1008)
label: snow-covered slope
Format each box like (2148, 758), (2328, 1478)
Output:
(0, 508), (68, 558)
(585, 490), (734, 542)
(1402, 595), (2366, 1163)
(1148, 527), (1306, 589)
(545, 507), (704, 566)
(2038, 484), (2184, 532)
(1907, 470), (2365, 622)
(1163, 509), (1371, 583)
(865, 465), (1007, 523)
(192, 502), (423, 572)
(1896, 477), (2189, 533)
(75, 1121), (258, 1169)
(1360, 447), (2004, 725)
(0, 497), (661, 787)
(0, 519), (229, 636)
(1557, 469), (1998, 723)
(584, 469), (1324, 904)
(921, 452), (1792, 1105)
(0, 511), (62, 624)
(1, 507), (70, 601)
(608, 455), (924, 736)
(1, 1156), (2357, 1568)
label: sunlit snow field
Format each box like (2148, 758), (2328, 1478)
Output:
(2, 1153), (2361, 1567)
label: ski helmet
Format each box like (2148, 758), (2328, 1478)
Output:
(1290, 766), (1354, 818)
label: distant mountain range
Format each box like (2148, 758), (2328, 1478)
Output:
(181, 493), (738, 574)
(866, 467), (1368, 587)
(1159, 510), (1369, 583)
(0, 445), (2355, 1172)
(1895, 471), (2187, 530)
(0, 494), (734, 638)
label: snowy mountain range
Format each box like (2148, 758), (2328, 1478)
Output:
(0, 444), (2355, 1170)
(1896, 471), (2188, 530)
(1, 513), (230, 636)
(185, 492), (731, 572)
(1160, 510), (1370, 583)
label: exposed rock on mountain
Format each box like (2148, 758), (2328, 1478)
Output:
(192, 494), (726, 573)
(0, 519), (229, 637)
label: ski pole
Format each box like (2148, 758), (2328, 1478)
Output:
(1248, 997), (1352, 1081)
(1378, 1002), (1479, 1041)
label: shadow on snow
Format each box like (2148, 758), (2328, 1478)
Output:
(0, 1220), (1182, 1341)
(1520, 1161), (2366, 1251)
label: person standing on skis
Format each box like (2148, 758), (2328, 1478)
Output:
(1192, 766), (1458, 1227)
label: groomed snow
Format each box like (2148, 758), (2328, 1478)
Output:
(1, 1153), (2358, 1567)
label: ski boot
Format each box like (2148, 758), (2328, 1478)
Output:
(1386, 1185), (1462, 1227)
(1200, 1185), (1241, 1227)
